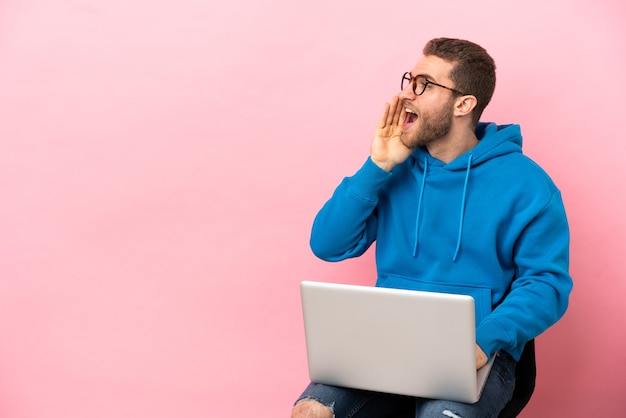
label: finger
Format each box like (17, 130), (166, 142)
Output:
(397, 100), (406, 127)
(377, 103), (390, 129)
(391, 96), (403, 126)
(386, 97), (398, 127)
(387, 96), (399, 126)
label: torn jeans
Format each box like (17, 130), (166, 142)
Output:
(294, 351), (516, 418)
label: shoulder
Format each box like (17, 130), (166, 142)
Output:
(508, 153), (559, 190)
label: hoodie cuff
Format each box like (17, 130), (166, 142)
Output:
(346, 157), (393, 201)
(476, 318), (511, 361)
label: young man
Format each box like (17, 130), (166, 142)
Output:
(292, 38), (573, 418)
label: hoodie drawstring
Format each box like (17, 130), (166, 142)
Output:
(453, 153), (473, 261)
(412, 157), (428, 257)
(412, 154), (473, 261)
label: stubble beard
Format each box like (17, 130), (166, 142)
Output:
(401, 102), (454, 149)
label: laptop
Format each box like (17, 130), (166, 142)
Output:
(300, 281), (495, 404)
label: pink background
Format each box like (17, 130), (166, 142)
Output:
(0, 0), (624, 416)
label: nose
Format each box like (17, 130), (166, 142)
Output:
(399, 83), (415, 101)
(398, 82), (416, 101)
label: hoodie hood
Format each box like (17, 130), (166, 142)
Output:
(412, 122), (523, 171)
(409, 123), (523, 260)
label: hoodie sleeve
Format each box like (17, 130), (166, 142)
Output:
(476, 190), (573, 360)
(310, 157), (392, 261)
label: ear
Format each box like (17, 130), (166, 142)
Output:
(453, 95), (478, 117)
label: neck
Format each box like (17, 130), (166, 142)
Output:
(426, 125), (479, 163)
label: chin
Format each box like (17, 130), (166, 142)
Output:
(401, 132), (421, 149)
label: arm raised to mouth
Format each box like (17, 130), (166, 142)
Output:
(370, 96), (412, 172)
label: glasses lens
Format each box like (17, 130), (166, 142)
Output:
(414, 76), (427, 95)
(401, 72), (411, 92)
(401, 73), (429, 95)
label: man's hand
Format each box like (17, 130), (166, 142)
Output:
(476, 344), (488, 370)
(371, 96), (412, 172)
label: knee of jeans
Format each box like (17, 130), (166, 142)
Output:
(292, 397), (335, 418)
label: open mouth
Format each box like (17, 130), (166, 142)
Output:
(404, 108), (418, 129)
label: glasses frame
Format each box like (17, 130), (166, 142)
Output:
(401, 72), (468, 97)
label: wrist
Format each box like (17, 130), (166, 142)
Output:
(371, 157), (396, 172)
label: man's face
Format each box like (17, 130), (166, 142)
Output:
(398, 55), (457, 149)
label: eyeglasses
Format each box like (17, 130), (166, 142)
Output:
(401, 72), (468, 96)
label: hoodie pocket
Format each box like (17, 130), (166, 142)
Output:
(377, 274), (493, 325)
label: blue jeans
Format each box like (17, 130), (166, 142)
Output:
(295, 351), (516, 418)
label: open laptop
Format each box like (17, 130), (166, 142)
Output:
(300, 281), (495, 404)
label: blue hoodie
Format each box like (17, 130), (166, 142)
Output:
(310, 122), (572, 361)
